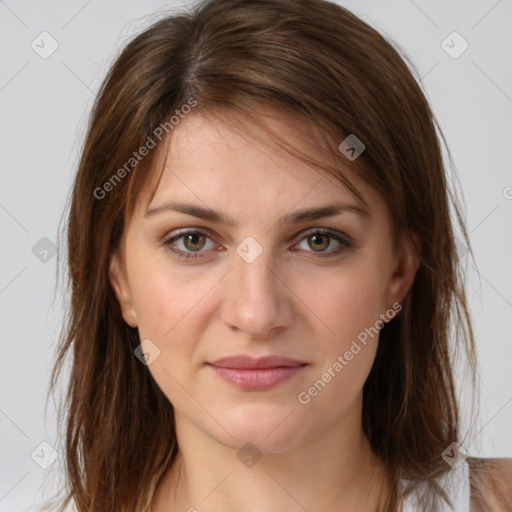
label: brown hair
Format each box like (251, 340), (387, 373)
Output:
(41, 0), (502, 510)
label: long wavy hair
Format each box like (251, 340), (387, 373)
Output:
(40, 0), (503, 510)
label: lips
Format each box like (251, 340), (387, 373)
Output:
(207, 355), (308, 390)
(209, 355), (305, 369)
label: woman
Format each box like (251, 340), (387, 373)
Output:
(43, 0), (512, 510)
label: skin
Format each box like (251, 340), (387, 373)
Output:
(109, 107), (420, 512)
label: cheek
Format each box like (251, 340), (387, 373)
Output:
(129, 256), (209, 340)
(310, 268), (384, 345)
(131, 274), (178, 339)
(129, 264), (208, 401)
(298, 267), (383, 398)
(127, 258), (221, 381)
(296, 275), (382, 424)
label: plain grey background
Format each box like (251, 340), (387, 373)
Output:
(1, 0), (511, 510)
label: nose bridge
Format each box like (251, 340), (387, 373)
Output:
(236, 245), (276, 295)
(221, 238), (293, 337)
(233, 234), (277, 290)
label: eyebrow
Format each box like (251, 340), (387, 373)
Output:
(144, 200), (370, 228)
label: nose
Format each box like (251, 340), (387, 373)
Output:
(220, 246), (294, 339)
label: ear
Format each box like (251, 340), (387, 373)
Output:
(108, 251), (138, 328)
(383, 232), (421, 311)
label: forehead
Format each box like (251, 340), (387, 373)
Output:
(135, 108), (383, 224)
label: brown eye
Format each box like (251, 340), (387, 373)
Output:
(183, 232), (207, 251)
(294, 229), (352, 257)
(307, 233), (330, 252)
(163, 229), (218, 261)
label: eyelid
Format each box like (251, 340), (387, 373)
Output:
(163, 226), (351, 243)
(297, 227), (353, 245)
(163, 227), (220, 250)
(162, 226), (353, 259)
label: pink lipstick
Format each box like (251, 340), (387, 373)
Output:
(207, 355), (308, 391)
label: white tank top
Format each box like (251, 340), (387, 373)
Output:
(401, 459), (470, 511)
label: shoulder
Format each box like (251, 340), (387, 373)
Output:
(467, 457), (512, 512)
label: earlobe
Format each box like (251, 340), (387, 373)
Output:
(108, 252), (138, 328)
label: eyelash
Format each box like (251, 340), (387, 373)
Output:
(162, 228), (353, 261)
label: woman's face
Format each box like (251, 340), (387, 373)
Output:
(109, 108), (418, 452)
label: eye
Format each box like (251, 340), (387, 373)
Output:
(163, 228), (352, 262)
(293, 229), (352, 257)
(163, 229), (219, 260)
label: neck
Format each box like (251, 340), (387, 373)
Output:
(152, 398), (389, 512)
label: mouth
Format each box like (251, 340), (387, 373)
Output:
(206, 355), (309, 390)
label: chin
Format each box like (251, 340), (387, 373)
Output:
(213, 403), (305, 453)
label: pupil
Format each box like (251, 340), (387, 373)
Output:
(311, 234), (328, 251)
(185, 233), (204, 250)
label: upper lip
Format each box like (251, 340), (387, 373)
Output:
(208, 355), (307, 369)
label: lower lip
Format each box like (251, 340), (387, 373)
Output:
(207, 364), (308, 390)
